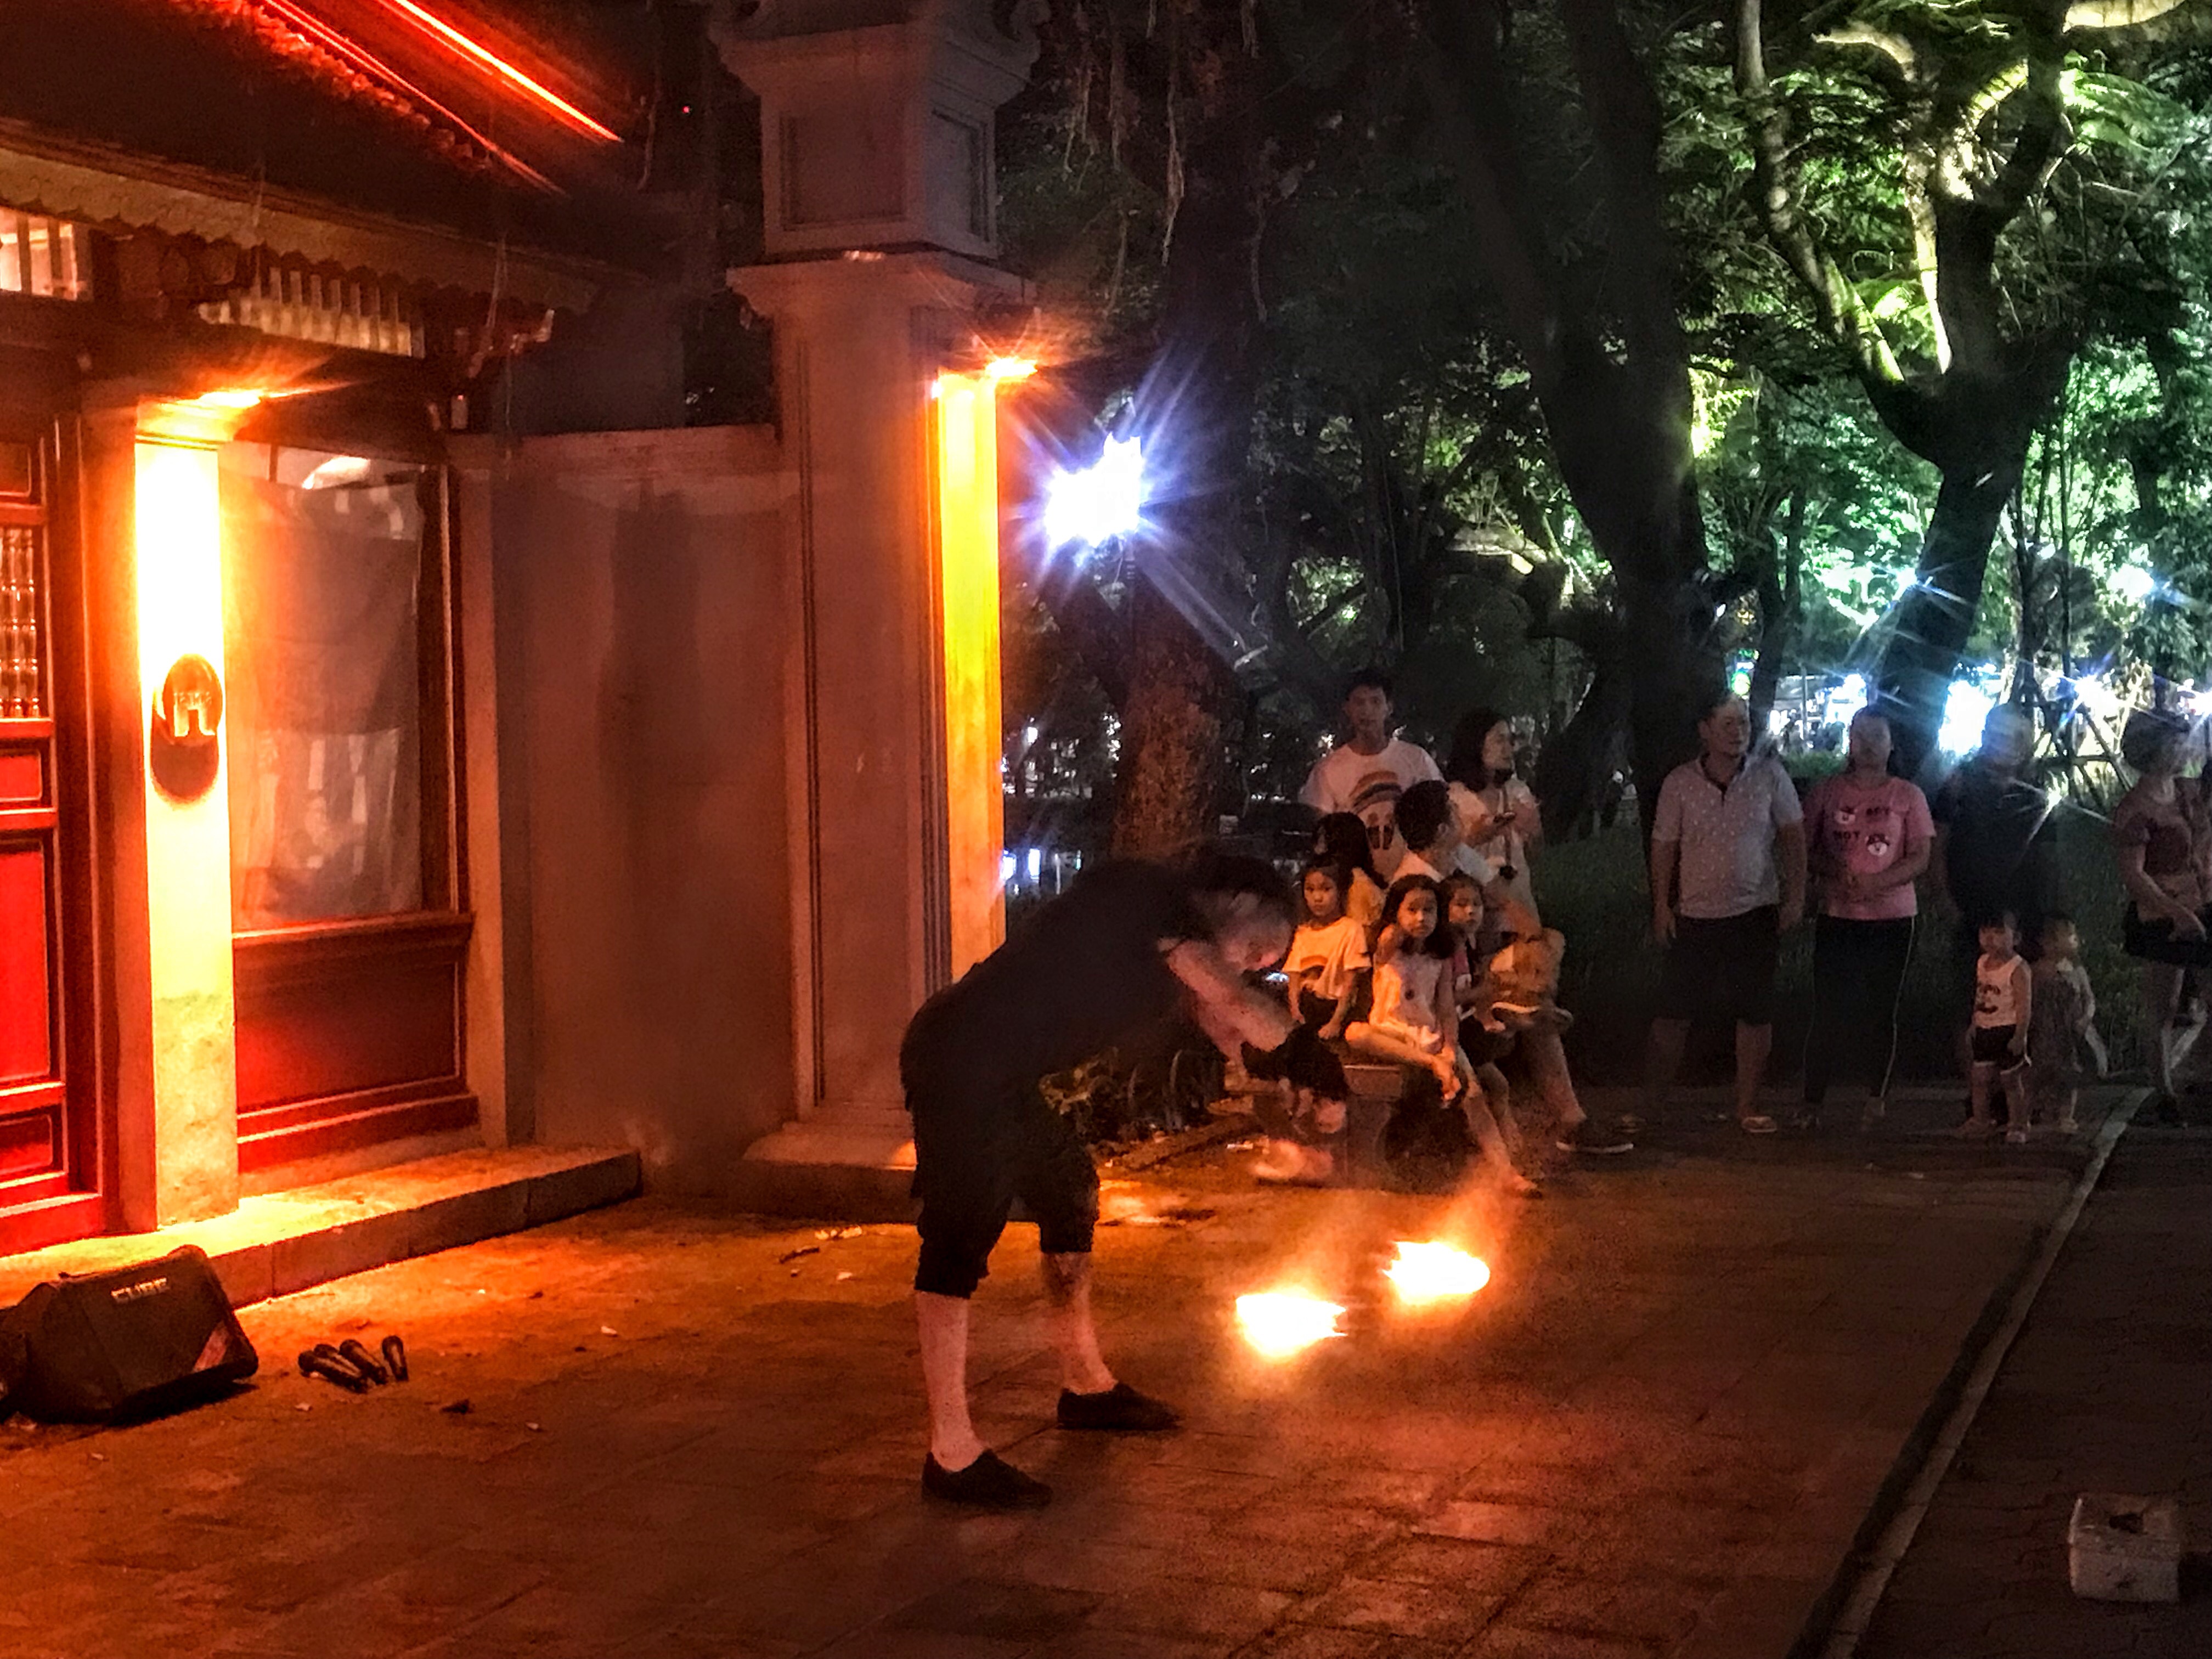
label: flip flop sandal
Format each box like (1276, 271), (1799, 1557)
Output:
(1740, 1114), (1780, 1135)
(381, 1334), (409, 1383)
(297, 1350), (370, 1393)
(337, 1340), (390, 1385)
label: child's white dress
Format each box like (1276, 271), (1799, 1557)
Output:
(1368, 952), (1449, 1053)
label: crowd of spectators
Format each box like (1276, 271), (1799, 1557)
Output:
(1270, 669), (2211, 1175)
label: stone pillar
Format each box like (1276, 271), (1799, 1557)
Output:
(90, 395), (247, 1229)
(716, 0), (1036, 1204)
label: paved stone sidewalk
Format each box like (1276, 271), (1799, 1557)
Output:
(1859, 1125), (2212, 1659)
(0, 1090), (2124, 1659)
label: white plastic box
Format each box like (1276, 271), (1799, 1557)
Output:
(2067, 1493), (2182, 1603)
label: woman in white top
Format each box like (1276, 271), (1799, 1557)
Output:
(1444, 707), (1543, 934)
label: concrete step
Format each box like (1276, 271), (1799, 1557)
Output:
(0, 1145), (640, 1311)
(730, 1115), (917, 1222)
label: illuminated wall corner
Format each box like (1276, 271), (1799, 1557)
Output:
(128, 408), (243, 1224)
(930, 370), (1007, 980)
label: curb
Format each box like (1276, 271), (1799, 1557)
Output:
(1792, 1087), (2147, 1659)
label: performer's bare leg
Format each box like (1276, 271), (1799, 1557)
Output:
(1042, 1253), (1116, 1395)
(915, 1291), (985, 1470)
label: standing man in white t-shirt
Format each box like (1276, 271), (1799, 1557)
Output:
(1300, 669), (1442, 879)
(1643, 692), (1808, 1134)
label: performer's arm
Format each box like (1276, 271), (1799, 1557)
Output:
(1166, 940), (1297, 1054)
(1171, 940), (1351, 1101)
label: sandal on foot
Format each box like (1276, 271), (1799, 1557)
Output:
(922, 1450), (1053, 1509)
(1739, 1114), (1779, 1136)
(1058, 1381), (1181, 1432)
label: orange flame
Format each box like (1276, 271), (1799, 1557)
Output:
(1383, 1240), (1491, 1304)
(1235, 1292), (1346, 1358)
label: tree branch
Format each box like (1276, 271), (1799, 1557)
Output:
(2066, 0), (2194, 29)
(1734, 0), (1908, 388)
(1815, 22), (1917, 78)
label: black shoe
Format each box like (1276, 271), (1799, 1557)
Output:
(1556, 1119), (1634, 1155)
(2153, 1092), (2184, 1126)
(1057, 1381), (1181, 1432)
(922, 1450), (1053, 1510)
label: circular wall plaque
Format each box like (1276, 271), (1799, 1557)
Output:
(150, 653), (223, 799)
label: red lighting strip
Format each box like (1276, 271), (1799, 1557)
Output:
(257, 0), (558, 189)
(374, 0), (622, 142)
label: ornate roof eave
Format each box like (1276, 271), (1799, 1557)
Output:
(0, 120), (628, 315)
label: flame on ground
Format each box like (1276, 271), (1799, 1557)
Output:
(1384, 1240), (1491, 1304)
(1235, 1293), (1346, 1358)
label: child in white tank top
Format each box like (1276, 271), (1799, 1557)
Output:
(1961, 913), (2033, 1143)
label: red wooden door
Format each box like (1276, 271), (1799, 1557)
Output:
(0, 420), (101, 1253)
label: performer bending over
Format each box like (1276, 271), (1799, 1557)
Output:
(902, 851), (1348, 1510)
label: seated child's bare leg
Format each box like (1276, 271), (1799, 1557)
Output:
(1474, 1060), (1520, 1153)
(1459, 1075), (1539, 1196)
(1346, 1025), (1461, 1103)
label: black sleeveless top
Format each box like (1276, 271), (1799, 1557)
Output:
(902, 861), (1208, 1086)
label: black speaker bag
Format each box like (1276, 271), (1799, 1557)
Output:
(0, 1245), (258, 1423)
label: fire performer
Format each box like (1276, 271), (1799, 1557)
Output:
(902, 851), (1350, 1510)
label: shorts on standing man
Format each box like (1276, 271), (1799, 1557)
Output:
(1651, 729), (1805, 1028)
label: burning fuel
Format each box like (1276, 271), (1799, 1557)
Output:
(1234, 1293), (1346, 1358)
(1383, 1241), (1491, 1304)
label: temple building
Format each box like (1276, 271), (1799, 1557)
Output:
(0, 0), (1036, 1266)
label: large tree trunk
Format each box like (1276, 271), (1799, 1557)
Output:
(1875, 461), (2019, 780)
(1108, 14), (1261, 855)
(1422, 0), (1718, 841)
(1533, 656), (1629, 839)
(1112, 580), (1230, 855)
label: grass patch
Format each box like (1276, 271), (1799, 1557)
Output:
(1541, 808), (2142, 1087)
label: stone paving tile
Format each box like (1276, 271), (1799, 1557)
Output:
(1289, 1577), (1508, 1643)
(1506, 1567), (1727, 1647)
(1859, 1131), (2212, 1659)
(0, 1092), (2122, 1659)
(1462, 1627), (1662, 1659)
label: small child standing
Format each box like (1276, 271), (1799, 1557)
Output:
(1962, 912), (2034, 1144)
(1283, 862), (1370, 1040)
(2029, 913), (2102, 1134)
(1347, 874), (1536, 1196)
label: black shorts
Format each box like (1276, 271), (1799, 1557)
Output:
(1656, 906), (1780, 1027)
(2123, 906), (2212, 967)
(904, 1046), (1099, 1300)
(1970, 1024), (2025, 1071)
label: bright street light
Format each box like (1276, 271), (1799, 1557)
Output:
(1043, 435), (1145, 551)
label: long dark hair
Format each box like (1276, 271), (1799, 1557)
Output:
(1313, 811), (1379, 882)
(1444, 707), (1513, 792)
(1379, 874), (1456, 960)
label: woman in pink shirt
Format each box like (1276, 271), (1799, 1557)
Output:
(1798, 709), (1934, 1128)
